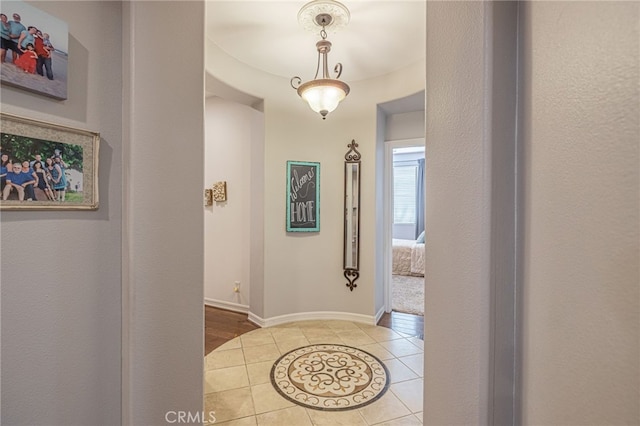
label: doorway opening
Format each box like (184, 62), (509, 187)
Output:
(384, 139), (425, 317)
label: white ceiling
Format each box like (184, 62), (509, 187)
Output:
(205, 1), (426, 83)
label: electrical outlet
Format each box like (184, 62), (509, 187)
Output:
(233, 281), (240, 293)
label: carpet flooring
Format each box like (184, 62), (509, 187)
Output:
(392, 275), (424, 316)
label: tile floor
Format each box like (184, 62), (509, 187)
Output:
(204, 320), (424, 425)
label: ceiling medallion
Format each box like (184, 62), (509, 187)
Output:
(297, 0), (351, 34)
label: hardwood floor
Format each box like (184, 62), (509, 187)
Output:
(377, 311), (424, 340)
(204, 305), (259, 355)
(204, 305), (424, 355)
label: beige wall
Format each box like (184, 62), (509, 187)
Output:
(1, 1), (122, 424)
(204, 97), (264, 312)
(424, 2), (492, 423)
(123, 1), (205, 424)
(425, 2), (639, 424)
(520, 2), (639, 424)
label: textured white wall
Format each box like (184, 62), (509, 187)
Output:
(386, 111), (425, 141)
(520, 2), (639, 424)
(1, 2), (122, 424)
(204, 97), (264, 311)
(123, 2), (205, 424)
(424, 2), (491, 424)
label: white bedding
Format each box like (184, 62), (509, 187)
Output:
(392, 239), (425, 277)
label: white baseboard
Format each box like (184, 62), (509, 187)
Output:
(204, 298), (249, 314)
(374, 306), (385, 324)
(247, 311), (379, 328)
(247, 312), (265, 327)
(205, 303), (381, 329)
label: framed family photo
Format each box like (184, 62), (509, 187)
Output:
(0, 0), (68, 100)
(1, 113), (99, 210)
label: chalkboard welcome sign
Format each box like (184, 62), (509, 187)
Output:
(286, 161), (320, 232)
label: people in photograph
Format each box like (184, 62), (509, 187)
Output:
(2, 162), (35, 201)
(30, 154), (46, 170)
(50, 155), (67, 201)
(32, 160), (55, 201)
(0, 13), (13, 63)
(1, 153), (11, 190)
(7, 13), (25, 63)
(34, 30), (54, 80)
(42, 33), (54, 51)
(51, 149), (66, 168)
(17, 25), (36, 54)
(14, 42), (37, 73)
(21, 160), (37, 200)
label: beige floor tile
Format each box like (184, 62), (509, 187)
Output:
(358, 391), (411, 425)
(269, 327), (306, 341)
(214, 415), (257, 426)
(205, 365), (250, 394)
(296, 320), (332, 329)
(384, 359), (419, 383)
(371, 414), (422, 425)
(407, 337), (424, 350)
(390, 378), (423, 413)
(276, 337), (311, 353)
(358, 343), (396, 361)
(241, 330), (276, 348)
(205, 387), (255, 423)
(358, 326), (404, 343)
(305, 408), (368, 425)
(246, 360), (274, 386)
(302, 327), (341, 339)
(271, 321), (302, 328)
(256, 406), (312, 426)
(206, 348), (246, 370)
(398, 353), (423, 377)
(326, 320), (361, 331)
(379, 339), (423, 358)
(307, 335), (345, 345)
(215, 338), (242, 351)
(204, 320), (423, 426)
(251, 382), (295, 414)
(243, 343), (281, 364)
(336, 330), (376, 346)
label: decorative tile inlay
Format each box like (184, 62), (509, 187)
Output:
(270, 344), (389, 411)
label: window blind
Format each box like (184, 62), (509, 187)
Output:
(393, 164), (417, 224)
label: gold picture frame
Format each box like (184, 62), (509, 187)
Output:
(0, 113), (99, 210)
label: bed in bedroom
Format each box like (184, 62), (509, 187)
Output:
(392, 238), (425, 277)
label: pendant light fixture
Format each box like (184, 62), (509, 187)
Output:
(291, 0), (351, 120)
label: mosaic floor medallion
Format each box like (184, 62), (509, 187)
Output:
(270, 344), (390, 411)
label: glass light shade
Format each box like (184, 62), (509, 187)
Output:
(298, 79), (350, 117)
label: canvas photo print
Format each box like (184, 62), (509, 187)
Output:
(1, 0), (68, 99)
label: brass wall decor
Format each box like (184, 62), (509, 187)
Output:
(204, 189), (213, 206)
(212, 181), (227, 202)
(343, 140), (361, 291)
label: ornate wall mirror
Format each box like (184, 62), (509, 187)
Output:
(343, 140), (361, 291)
